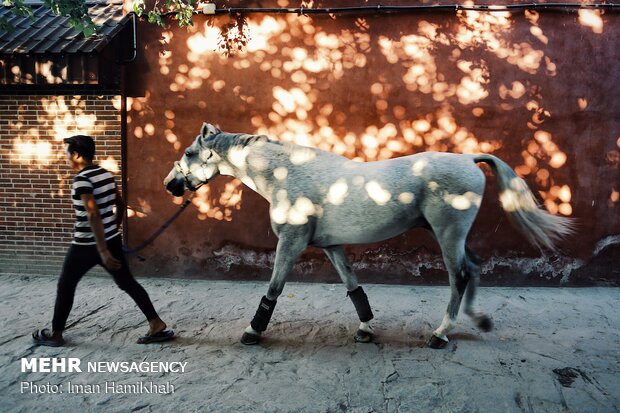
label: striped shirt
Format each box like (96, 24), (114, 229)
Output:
(71, 165), (119, 245)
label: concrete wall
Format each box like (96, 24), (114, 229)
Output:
(124, 1), (619, 285)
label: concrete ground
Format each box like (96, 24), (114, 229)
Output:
(1, 274), (619, 413)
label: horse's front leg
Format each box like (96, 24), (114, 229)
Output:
(240, 229), (309, 345)
(324, 246), (375, 343)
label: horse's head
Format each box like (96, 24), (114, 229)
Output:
(164, 122), (222, 196)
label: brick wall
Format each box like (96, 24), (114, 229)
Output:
(0, 94), (122, 276)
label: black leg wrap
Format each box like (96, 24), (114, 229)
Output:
(347, 286), (374, 323)
(250, 296), (277, 332)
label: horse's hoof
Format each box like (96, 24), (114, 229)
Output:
(427, 334), (449, 349)
(240, 332), (261, 345)
(476, 315), (494, 332)
(354, 329), (373, 343)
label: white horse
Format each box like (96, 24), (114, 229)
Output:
(164, 123), (573, 348)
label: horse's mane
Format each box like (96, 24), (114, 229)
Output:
(208, 131), (282, 154)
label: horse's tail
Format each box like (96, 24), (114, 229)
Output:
(473, 154), (574, 252)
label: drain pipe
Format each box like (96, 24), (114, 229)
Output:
(120, 12), (137, 242)
(122, 12), (137, 64)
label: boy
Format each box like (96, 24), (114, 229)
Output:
(32, 135), (173, 346)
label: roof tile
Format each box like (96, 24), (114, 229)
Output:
(0, 1), (130, 54)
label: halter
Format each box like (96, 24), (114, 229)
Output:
(174, 160), (206, 191)
(174, 131), (220, 191)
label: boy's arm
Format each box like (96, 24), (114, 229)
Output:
(80, 193), (121, 270)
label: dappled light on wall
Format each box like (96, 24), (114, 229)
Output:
(456, 8), (554, 76)
(128, 95), (160, 146)
(610, 189), (619, 207)
(141, 8), (596, 222)
(455, 7), (512, 47)
(4, 95), (123, 219)
(127, 197), (152, 219)
(10, 137), (54, 167)
(99, 157), (119, 174)
(578, 9), (604, 34)
(41, 96), (98, 139)
(542, 184), (573, 216)
(514, 129), (572, 216)
(9, 96), (120, 173)
(189, 179), (244, 221)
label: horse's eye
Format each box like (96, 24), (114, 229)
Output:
(185, 150), (192, 157)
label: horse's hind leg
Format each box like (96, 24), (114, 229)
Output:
(324, 246), (374, 343)
(240, 231), (308, 345)
(426, 225), (471, 349)
(462, 247), (493, 332)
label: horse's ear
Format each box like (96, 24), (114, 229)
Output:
(200, 122), (221, 140)
(200, 122), (211, 138)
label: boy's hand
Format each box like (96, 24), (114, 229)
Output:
(99, 249), (122, 270)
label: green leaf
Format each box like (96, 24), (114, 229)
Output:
(6, 0), (199, 36)
(133, 1), (145, 16)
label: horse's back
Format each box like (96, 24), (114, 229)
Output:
(399, 152), (487, 238)
(400, 152), (486, 190)
(303, 151), (485, 246)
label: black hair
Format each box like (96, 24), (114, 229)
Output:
(64, 135), (95, 161)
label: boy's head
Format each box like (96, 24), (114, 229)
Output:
(64, 135), (95, 165)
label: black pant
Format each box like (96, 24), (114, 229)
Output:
(52, 235), (158, 332)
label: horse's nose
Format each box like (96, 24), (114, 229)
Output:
(165, 177), (186, 197)
(164, 168), (186, 196)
